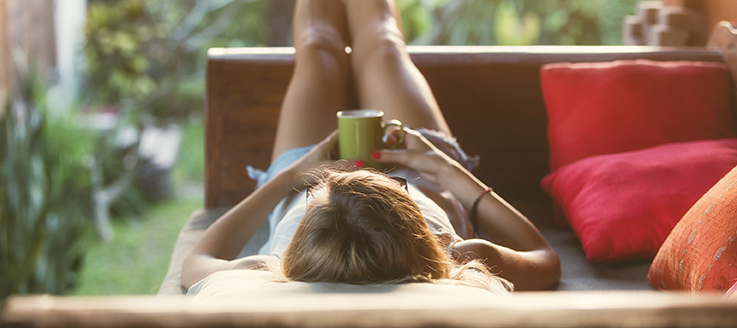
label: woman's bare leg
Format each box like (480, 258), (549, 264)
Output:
(271, 0), (350, 161)
(343, 0), (451, 135)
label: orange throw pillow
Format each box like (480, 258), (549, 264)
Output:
(648, 165), (737, 291)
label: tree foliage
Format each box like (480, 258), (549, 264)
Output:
(84, 0), (271, 124)
(399, 0), (640, 45)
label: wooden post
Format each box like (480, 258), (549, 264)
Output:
(0, 0), (9, 105)
(1, 0), (57, 97)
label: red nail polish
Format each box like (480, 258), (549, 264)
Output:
(355, 160), (365, 168)
(371, 152), (381, 160)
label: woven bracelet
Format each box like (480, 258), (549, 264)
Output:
(470, 187), (493, 237)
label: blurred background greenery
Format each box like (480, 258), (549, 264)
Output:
(1, 0), (640, 299)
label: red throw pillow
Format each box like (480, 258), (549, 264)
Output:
(648, 165), (737, 292)
(541, 59), (735, 172)
(541, 139), (737, 263)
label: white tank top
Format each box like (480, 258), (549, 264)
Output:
(257, 169), (463, 257)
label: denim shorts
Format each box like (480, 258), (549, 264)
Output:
(246, 128), (479, 188)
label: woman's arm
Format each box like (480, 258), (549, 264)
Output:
(181, 131), (339, 289)
(374, 130), (560, 290)
(181, 168), (295, 289)
(434, 162), (560, 291)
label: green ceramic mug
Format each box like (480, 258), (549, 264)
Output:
(337, 109), (405, 169)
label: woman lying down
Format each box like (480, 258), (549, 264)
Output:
(181, 0), (560, 297)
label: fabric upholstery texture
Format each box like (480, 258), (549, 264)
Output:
(157, 207), (266, 296)
(541, 59), (734, 172)
(648, 165), (737, 292)
(541, 139), (737, 264)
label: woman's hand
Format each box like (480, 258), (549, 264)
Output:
(284, 129), (340, 189)
(375, 128), (462, 185)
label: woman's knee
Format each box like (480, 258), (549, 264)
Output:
(294, 28), (349, 72)
(351, 32), (406, 75)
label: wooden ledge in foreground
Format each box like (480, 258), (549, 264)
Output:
(2, 291), (737, 328)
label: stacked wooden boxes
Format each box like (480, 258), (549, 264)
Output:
(624, 0), (708, 46)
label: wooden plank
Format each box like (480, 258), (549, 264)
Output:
(205, 53), (291, 207)
(204, 52), (223, 208)
(3, 293), (737, 328)
(0, 0), (8, 100)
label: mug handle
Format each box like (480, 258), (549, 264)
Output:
(383, 119), (405, 150)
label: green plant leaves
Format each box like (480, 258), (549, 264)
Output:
(1, 58), (95, 300)
(494, 0), (540, 45)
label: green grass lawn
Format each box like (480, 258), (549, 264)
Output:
(72, 197), (201, 295)
(73, 122), (205, 295)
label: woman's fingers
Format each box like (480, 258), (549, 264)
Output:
(374, 146), (439, 173)
(375, 129), (461, 185)
(374, 148), (443, 184)
(373, 148), (412, 166)
(289, 130), (340, 180)
(382, 126), (405, 149)
(315, 129), (340, 160)
(376, 130), (425, 165)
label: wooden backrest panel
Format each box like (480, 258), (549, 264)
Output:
(206, 46), (726, 208)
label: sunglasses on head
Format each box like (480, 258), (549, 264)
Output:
(305, 175), (409, 204)
(387, 175), (409, 193)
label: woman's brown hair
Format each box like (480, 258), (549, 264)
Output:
(280, 166), (512, 293)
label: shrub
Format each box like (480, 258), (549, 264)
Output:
(1, 60), (95, 300)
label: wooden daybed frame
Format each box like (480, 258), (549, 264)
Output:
(3, 22), (737, 328)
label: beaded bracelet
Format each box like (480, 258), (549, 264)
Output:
(470, 187), (493, 237)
